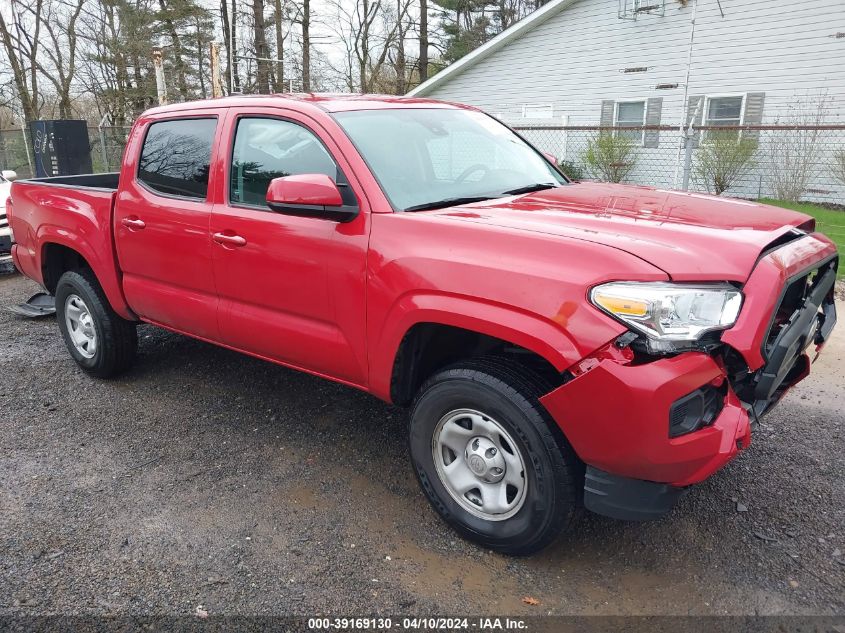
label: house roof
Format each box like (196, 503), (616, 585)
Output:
(408, 0), (579, 97)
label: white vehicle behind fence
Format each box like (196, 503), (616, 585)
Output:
(0, 170), (16, 266)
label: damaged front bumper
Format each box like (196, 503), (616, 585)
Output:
(540, 233), (838, 522)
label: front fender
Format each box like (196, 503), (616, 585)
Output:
(369, 290), (625, 402)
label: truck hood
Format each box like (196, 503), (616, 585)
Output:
(425, 182), (814, 282)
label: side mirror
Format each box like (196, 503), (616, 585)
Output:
(266, 174), (357, 223)
(541, 152), (558, 166)
(1, 170), (17, 181)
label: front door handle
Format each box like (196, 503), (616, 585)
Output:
(212, 232), (247, 248)
(121, 217), (146, 230)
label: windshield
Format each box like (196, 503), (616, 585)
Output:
(333, 108), (566, 211)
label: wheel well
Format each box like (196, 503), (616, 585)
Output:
(390, 323), (565, 406)
(42, 243), (91, 294)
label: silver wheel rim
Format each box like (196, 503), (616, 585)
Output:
(64, 294), (97, 359)
(432, 408), (528, 521)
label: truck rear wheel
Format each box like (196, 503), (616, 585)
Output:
(408, 358), (581, 555)
(55, 269), (137, 378)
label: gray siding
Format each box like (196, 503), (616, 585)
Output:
(424, 0), (845, 125)
(422, 0), (845, 200)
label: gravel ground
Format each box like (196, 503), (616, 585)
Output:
(0, 266), (843, 618)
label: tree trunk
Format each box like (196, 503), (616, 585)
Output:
(395, 0), (406, 94)
(273, 0), (284, 91)
(132, 54), (147, 113)
(419, 0), (428, 83)
(196, 18), (208, 98)
(220, 0), (232, 92)
(252, 0), (270, 93)
(301, 0), (310, 91)
(231, 0), (241, 91)
(358, 0), (370, 92)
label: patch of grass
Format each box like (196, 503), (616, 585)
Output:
(760, 199), (845, 278)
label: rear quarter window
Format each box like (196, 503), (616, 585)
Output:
(138, 118), (216, 198)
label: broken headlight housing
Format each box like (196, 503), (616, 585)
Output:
(590, 282), (743, 354)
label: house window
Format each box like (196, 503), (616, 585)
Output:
(705, 96), (744, 127)
(615, 101), (646, 143)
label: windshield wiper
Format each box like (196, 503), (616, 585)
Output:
(500, 183), (559, 196)
(404, 195), (500, 212)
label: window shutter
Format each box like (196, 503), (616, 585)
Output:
(686, 95), (705, 147)
(644, 97), (662, 148)
(742, 92), (765, 141)
(600, 100), (615, 128)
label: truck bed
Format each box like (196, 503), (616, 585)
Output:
(19, 173), (120, 190)
(8, 174), (133, 319)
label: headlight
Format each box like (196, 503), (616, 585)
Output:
(590, 282), (743, 342)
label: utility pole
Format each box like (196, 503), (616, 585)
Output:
(152, 50), (168, 106)
(210, 42), (223, 98)
(673, 0), (698, 188)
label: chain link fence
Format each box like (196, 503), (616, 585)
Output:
(512, 123), (845, 207)
(0, 125), (133, 179)
(2, 122), (845, 211)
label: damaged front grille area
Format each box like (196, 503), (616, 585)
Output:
(729, 254), (838, 415)
(763, 257), (838, 360)
(765, 268), (819, 356)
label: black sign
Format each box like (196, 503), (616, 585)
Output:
(29, 119), (93, 178)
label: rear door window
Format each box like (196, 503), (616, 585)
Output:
(138, 118), (217, 199)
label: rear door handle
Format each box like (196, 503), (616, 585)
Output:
(121, 217), (146, 230)
(212, 232), (247, 247)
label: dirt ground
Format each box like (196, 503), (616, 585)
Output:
(0, 267), (843, 617)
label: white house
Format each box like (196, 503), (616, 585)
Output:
(409, 0), (845, 201)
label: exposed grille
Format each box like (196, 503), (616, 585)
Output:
(764, 258), (837, 358)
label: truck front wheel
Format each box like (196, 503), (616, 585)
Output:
(55, 269), (137, 378)
(409, 358), (581, 555)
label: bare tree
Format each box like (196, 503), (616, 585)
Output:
(0, 0), (43, 122)
(390, 0), (415, 94)
(302, 0), (311, 91)
(766, 94), (831, 202)
(251, 0), (271, 93)
(23, 0), (85, 119)
(833, 150), (845, 188)
(220, 0), (232, 92)
(230, 0), (241, 91)
(273, 0), (285, 91)
(327, 0), (410, 93)
(418, 0), (428, 83)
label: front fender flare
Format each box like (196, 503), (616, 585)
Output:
(370, 291), (593, 402)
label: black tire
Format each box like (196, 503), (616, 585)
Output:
(55, 269), (138, 378)
(409, 357), (582, 555)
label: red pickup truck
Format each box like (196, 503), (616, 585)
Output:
(7, 95), (838, 554)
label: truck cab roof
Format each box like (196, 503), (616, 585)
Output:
(142, 93), (474, 117)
